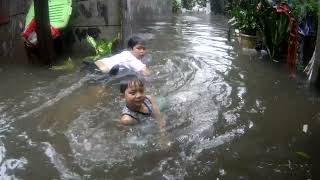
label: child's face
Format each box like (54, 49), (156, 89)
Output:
(123, 84), (145, 109)
(131, 43), (146, 59)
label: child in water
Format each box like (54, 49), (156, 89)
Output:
(95, 36), (151, 76)
(119, 77), (171, 149)
(119, 76), (165, 129)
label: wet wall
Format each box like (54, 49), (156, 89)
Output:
(123, 0), (172, 42)
(125, 0), (172, 21)
(0, 0), (30, 63)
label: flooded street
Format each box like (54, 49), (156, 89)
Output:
(1, 13), (320, 179)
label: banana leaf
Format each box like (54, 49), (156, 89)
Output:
(86, 35), (97, 50)
(85, 35), (118, 61)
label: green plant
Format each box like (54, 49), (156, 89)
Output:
(291, 0), (318, 34)
(182, 0), (195, 10)
(260, 6), (290, 58)
(85, 35), (118, 61)
(231, 7), (262, 35)
(173, 0), (182, 13)
(228, 0), (264, 35)
(195, 0), (208, 7)
(180, 0), (208, 10)
(291, 0), (318, 21)
(50, 57), (74, 71)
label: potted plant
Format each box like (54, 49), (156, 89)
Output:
(228, 3), (263, 49)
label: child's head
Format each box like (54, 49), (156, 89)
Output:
(120, 76), (146, 108)
(127, 36), (145, 49)
(127, 36), (146, 59)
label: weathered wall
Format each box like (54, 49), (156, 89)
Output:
(123, 0), (172, 43)
(0, 0), (31, 63)
(125, 0), (172, 21)
(71, 0), (121, 56)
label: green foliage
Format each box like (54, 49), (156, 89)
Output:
(173, 0), (182, 13)
(260, 6), (290, 58)
(291, 0), (318, 34)
(228, 0), (318, 60)
(230, 7), (262, 35)
(85, 35), (118, 61)
(182, 0), (195, 10)
(196, 0), (208, 7)
(181, 0), (207, 9)
(50, 57), (74, 71)
(260, 0), (318, 59)
(86, 35), (97, 51)
(291, 0), (318, 21)
(228, 0), (263, 35)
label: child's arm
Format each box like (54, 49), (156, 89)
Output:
(95, 60), (110, 73)
(147, 95), (166, 132)
(120, 114), (138, 125)
(139, 67), (151, 76)
(147, 96), (170, 149)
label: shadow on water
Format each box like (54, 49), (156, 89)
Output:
(0, 13), (320, 179)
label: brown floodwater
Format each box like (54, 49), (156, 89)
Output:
(0, 13), (320, 179)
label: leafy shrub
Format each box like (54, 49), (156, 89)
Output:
(173, 0), (182, 13)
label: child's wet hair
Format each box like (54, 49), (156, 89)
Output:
(127, 36), (146, 49)
(120, 75), (144, 94)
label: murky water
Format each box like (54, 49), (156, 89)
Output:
(1, 13), (320, 179)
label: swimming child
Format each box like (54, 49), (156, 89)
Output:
(119, 76), (165, 129)
(94, 36), (150, 76)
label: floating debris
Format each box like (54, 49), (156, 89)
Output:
(296, 151), (310, 159)
(302, 124), (308, 133)
(50, 58), (74, 71)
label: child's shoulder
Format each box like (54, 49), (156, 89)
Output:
(145, 95), (154, 102)
(120, 114), (138, 125)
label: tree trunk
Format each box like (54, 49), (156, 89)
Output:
(34, 0), (55, 65)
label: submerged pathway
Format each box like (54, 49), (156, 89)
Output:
(0, 13), (319, 179)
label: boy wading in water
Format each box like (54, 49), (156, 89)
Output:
(119, 77), (165, 128)
(119, 77), (170, 148)
(95, 36), (150, 76)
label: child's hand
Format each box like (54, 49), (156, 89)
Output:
(159, 116), (166, 133)
(158, 132), (172, 150)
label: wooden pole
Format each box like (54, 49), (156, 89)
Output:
(34, 0), (55, 65)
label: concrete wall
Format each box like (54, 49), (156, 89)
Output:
(125, 0), (172, 21)
(123, 0), (172, 43)
(0, 0), (31, 63)
(70, 0), (122, 56)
